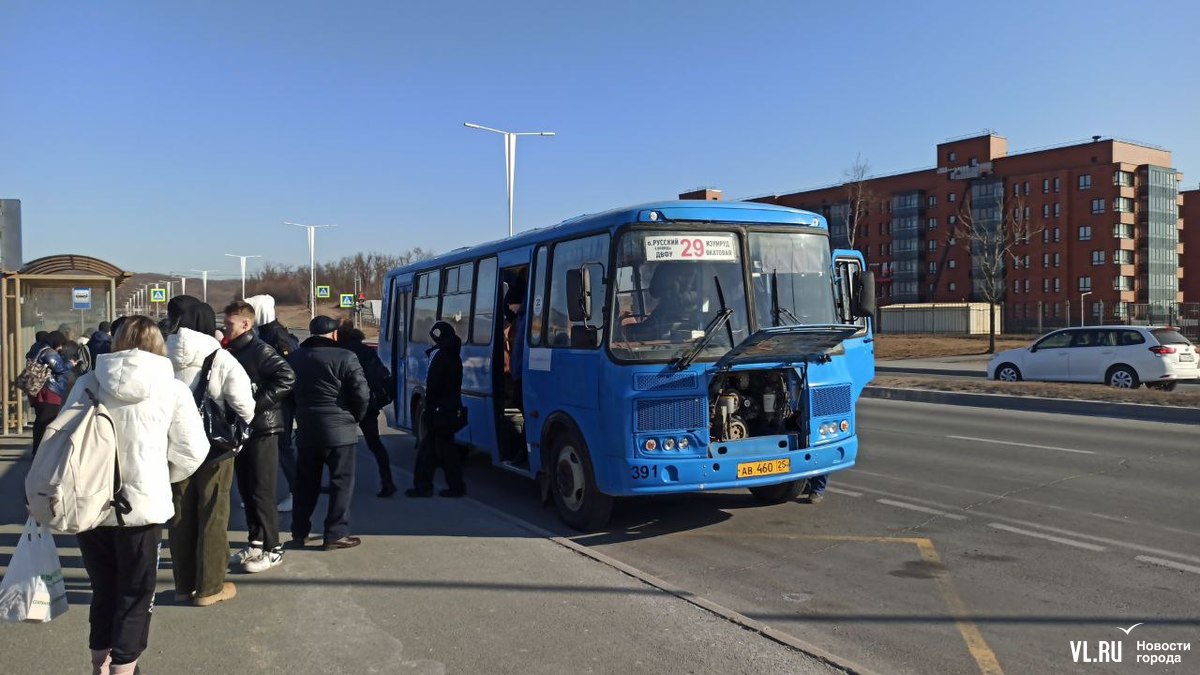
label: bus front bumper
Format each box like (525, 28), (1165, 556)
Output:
(608, 436), (858, 496)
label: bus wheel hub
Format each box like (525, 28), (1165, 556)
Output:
(556, 446), (585, 511)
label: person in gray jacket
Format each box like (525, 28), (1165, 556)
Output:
(286, 315), (370, 551)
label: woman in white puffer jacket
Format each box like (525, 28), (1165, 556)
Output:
(68, 315), (210, 675)
(163, 295), (254, 609)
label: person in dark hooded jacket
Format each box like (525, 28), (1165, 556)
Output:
(406, 321), (466, 498)
(88, 321), (113, 364)
(338, 325), (397, 497)
(29, 330), (72, 457)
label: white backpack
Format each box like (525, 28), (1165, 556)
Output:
(25, 387), (131, 534)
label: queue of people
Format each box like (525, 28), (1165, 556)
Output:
(15, 295), (391, 674)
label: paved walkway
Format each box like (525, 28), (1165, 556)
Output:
(0, 427), (843, 674)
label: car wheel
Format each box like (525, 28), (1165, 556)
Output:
(1106, 365), (1140, 389)
(995, 363), (1022, 382)
(749, 480), (805, 504)
(1147, 381), (1179, 392)
(550, 428), (613, 531)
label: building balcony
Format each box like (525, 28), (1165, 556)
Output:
(1119, 185), (1137, 200)
(1118, 290), (1138, 303)
(1116, 264), (1136, 277)
(1179, 267), (1186, 280)
(1117, 238), (1136, 251)
(1117, 211), (1136, 225)
(1179, 242), (1186, 256)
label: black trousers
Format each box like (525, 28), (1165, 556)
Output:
(413, 428), (465, 493)
(30, 401), (62, 457)
(292, 443), (356, 542)
(360, 407), (394, 489)
(234, 434), (281, 550)
(77, 525), (161, 666)
(278, 403), (296, 492)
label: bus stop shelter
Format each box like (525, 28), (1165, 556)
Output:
(2, 254), (130, 435)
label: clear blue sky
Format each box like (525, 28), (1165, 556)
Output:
(4, 0), (1198, 276)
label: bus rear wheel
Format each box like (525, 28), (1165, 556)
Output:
(749, 480), (805, 504)
(550, 429), (613, 531)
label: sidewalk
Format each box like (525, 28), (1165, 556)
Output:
(0, 430), (843, 674)
(876, 355), (990, 378)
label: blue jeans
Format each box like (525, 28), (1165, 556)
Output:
(806, 474), (828, 495)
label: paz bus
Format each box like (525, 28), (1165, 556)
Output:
(378, 200), (876, 530)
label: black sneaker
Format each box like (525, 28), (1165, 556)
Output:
(377, 484), (398, 498)
(405, 487), (433, 498)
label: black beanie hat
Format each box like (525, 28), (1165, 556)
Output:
(310, 315), (341, 336)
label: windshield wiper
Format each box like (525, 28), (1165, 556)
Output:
(672, 275), (734, 371)
(771, 270), (802, 326)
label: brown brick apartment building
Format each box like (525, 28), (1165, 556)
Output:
(1183, 188), (1200, 303)
(740, 133), (1186, 330)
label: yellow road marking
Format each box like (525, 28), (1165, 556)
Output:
(677, 532), (1004, 675)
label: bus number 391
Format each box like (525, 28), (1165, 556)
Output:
(631, 465), (659, 480)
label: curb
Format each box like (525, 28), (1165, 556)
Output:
(876, 365), (984, 378)
(863, 386), (1200, 425)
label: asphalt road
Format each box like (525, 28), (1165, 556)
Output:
(401, 399), (1200, 675)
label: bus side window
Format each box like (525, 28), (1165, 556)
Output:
(411, 271), (440, 343)
(548, 234), (609, 349)
(471, 257), (498, 345)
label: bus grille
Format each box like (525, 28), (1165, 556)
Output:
(810, 385), (852, 418)
(635, 398), (706, 432)
(634, 372), (699, 391)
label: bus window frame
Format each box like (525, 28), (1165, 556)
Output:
(438, 261), (474, 339)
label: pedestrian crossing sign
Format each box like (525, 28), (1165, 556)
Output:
(316, 285), (331, 299)
(339, 293), (354, 308)
(150, 288), (167, 303)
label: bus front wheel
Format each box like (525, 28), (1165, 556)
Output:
(749, 480), (805, 504)
(550, 429), (613, 531)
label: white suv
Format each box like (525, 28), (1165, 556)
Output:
(987, 326), (1199, 390)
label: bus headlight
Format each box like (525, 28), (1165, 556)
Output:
(663, 438), (676, 451)
(840, 420), (850, 432)
(678, 437), (689, 450)
(644, 439), (658, 451)
(819, 424), (829, 436)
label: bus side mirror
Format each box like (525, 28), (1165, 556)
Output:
(567, 267), (592, 323)
(854, 270), (877, 319)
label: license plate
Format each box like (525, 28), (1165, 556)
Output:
(737, 458), (790, 479)
(1180, 353), (1194, 362)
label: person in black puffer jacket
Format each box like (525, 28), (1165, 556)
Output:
(337, 325), (397, 497)
(287, 315), (369, 551)
(222, 301), (297, 572)
(406, 321), (466, 498)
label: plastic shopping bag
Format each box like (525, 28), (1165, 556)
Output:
(0, 518), (69, 623)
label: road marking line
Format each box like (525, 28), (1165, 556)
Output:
(841, 478), (1200, 566)
(1135, 556), (1200, 575)
(826, 487), (863, 497)
(988, 524), (1106, 552)
(877, 499), (968, 520)
(916, 539), (1005, 675)
(947, 435), (1096, 455)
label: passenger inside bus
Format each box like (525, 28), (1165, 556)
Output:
(500, 268), (528, 465)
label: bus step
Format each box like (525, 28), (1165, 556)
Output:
(497, 460), (534, 478)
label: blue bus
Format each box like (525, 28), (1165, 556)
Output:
(379, 200), (875, 529)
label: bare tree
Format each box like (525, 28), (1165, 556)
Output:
(954, 184), (1039, 354)
(842, 154), (875, 251)
(250, 248), (434, 305)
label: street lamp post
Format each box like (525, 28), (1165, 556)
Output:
(1080, 290), (1093, 327)
(225, 254), (262, 299)
(464, 122), (555, 238)
(191, 270), (212, 303)
(285, 222), (337, 319)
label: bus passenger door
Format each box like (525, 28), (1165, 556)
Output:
(834, 250), (876, 395)
(391, 281), (412, 429)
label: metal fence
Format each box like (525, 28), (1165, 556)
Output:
(1003, 303), (1200, 341)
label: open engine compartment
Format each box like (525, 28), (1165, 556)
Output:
(708, 368), (806, 444)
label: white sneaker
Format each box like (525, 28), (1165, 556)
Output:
(229, 543), (263, 567)
(243, 549), (283, 574)
(277, 494), (293, 512)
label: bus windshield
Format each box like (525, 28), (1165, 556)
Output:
(610, 230), (751, 362)
(748, 230), (837, 327)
